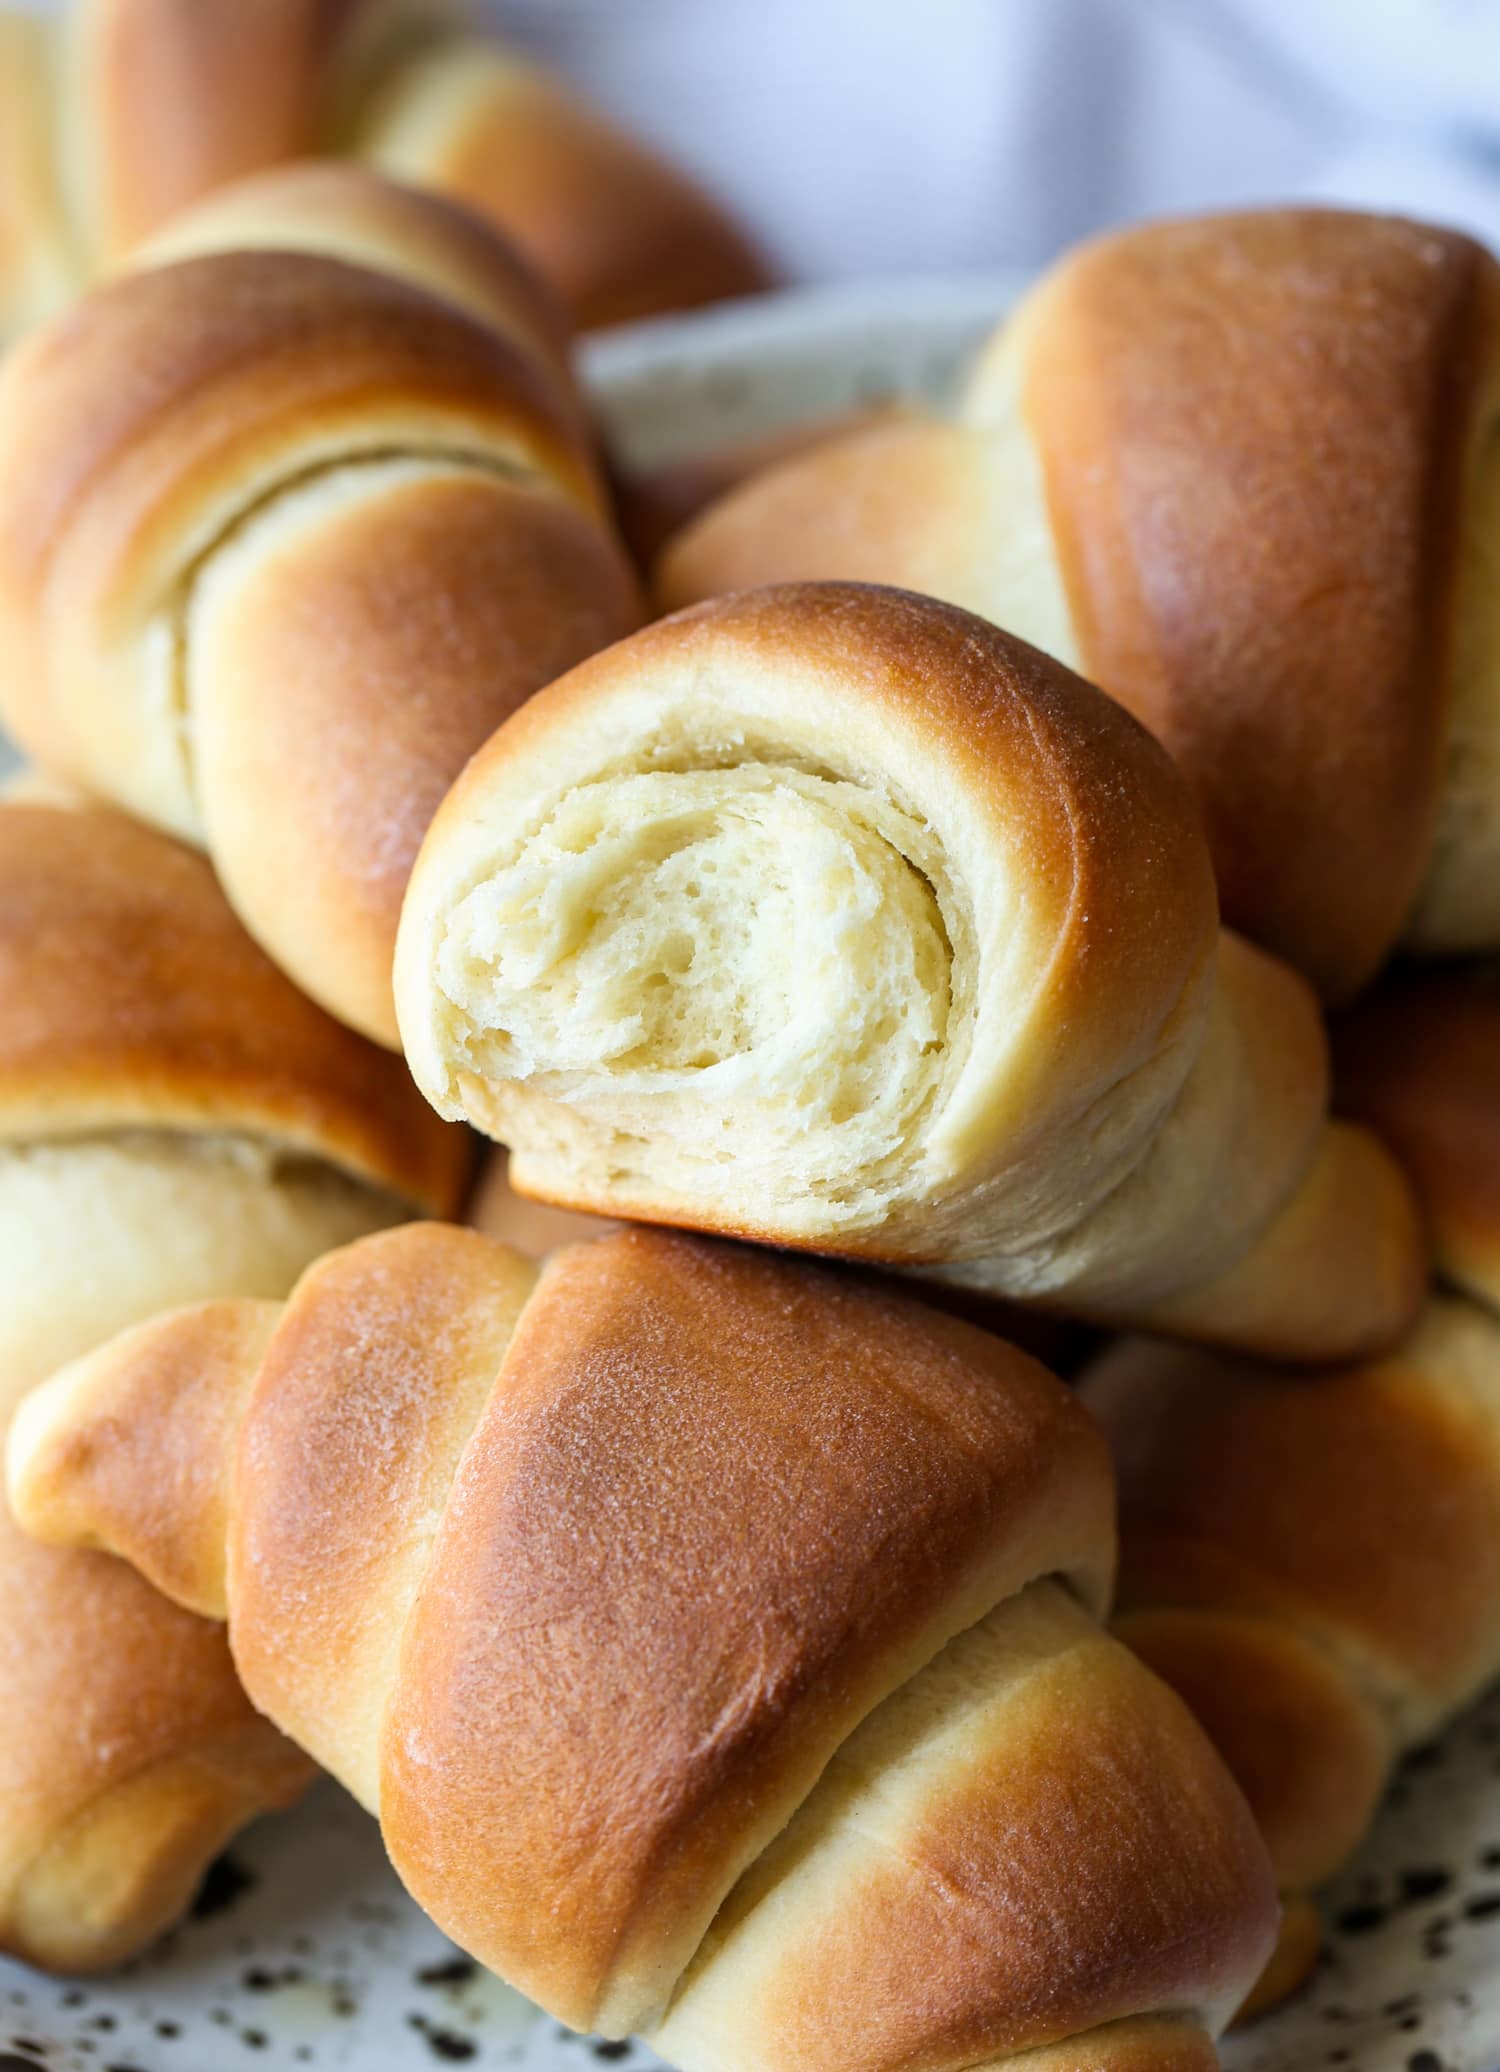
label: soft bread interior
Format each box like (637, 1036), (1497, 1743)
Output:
(418, 744), (1325, 1321)
(0, 1129), (407, 1409)
(405, 690), (1220, 1282)
(433, 760), (962, 1230)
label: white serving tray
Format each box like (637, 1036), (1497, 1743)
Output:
(5, 276), (1500, 2072)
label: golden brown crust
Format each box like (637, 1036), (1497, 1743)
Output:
(132, 161), (578, 407)
(1112, 1609), (1390, 1891)
(192, 464), (640, 1043)
(1089, 1331), (1500, 1704)
(0, 244), (596, 704)
(1335, 971), (1500, 1314)
(0, 1511), (313, 1971)
(0, 235), (637, 1044)
(57, 1), (769, 327)
(0, 801), (466, 1211)
(363, 43), (775, 330)
(1132, 1118), (1428, 1362)
(64, 0), (458, 267)
(7, 1220), (1279, 2051)
(0, 774), (463, 1975)
(65, 0), (363, 260)
(382, 1226), (1115, 2033)
(1082, 1306), (1500, 2011)
(231, 1225), (536, 1808)
(9, 1298), (279, 1621)
(625, 399), (932, 580)
(655, 1609), (1272, 2071)
(653, 415), (996, 615)
(400, 579), (1423, 1360)
(1018, 209), (1496, 1001)
(1233, 1898), (1323, 2024)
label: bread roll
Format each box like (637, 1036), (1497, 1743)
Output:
(8, 1220), (1277, 2062)
(0, 0), (770, 341)
(352, 34), (774, 330)
(55, 0), (444, 268)
(0, 168), (641, 1044)
(131, 159), (581, 414)
(0, 792), (464, 1972)
(612, 401), (920, 568)
(1080, 1297), (1500, 2012)
(1336, 969), (1500, 1316)
(661, 209), (1500, 1001)
(396, 581), (1425, 1360)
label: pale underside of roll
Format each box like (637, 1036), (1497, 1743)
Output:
(397, 582), (1426, 1362)
(6, 1220), (1278, 2067)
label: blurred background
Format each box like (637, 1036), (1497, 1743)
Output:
(489, 0), (1500, 280)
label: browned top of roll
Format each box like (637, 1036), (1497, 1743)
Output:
(1084, 1327), (1500, 1705)
(391, 51), (775, 331)
(131, 162), (577, 408)
(1019, 208), (1497, 1000)
(0, 800), (465, 1210)
(674, 1604), (1274, 2071)
(1335, 971), (1500, 1314)
(1113, 1606), (1392, 1893)
(0, 1494), (313, 1970)
(0, 239), (593, 595)
(381, 1226), (1116, 2032)
(229, 1224), (536, 1807)
(70, 0), (432, 260)
(0, 240), (602, 799)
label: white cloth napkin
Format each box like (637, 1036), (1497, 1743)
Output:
(486, 0), (1500, 275)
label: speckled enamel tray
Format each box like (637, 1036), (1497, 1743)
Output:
(4, 277), (1500, 2072)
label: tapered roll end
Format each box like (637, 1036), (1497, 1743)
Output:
(8, 1298), (280, 1619)
(1136, 1120), (1429, 1364)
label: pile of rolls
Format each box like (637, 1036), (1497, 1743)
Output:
(0, 0), (771, 344)
(0, 85), (1495, 2072)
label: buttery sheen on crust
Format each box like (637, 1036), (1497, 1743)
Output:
(7, 1221), (1278, 2066)
(660, 208), (1500, 1000)
(0, 794), (461, 1974)
(1082, 1297), (1500, 2011)
(396, 581), (1425, 1360)
(0, 173), (642, 1042)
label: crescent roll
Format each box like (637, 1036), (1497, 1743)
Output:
(661, 209), (1500, 1001)
(0, 167), (641, 1044)
(396, 581), (1425, 1360)
(8, 1220), (1278, 2065)
(0, 0), (770, 339)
